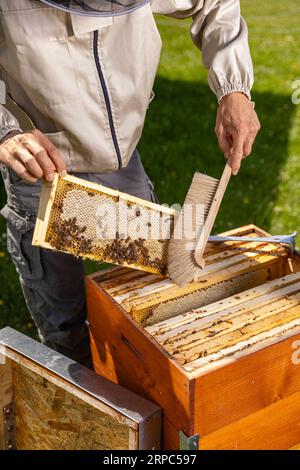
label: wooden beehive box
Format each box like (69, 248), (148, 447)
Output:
(0, 327), (161, 450)
(87, 225), (300, 450)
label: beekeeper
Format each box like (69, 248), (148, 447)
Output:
(0, 0), (260, 366)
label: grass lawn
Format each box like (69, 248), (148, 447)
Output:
(0, 0), (300, 338)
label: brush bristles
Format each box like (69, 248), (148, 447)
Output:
(186, 173), (219, 213)
(168, 172), (219, 287)
(167, 239), (201, 286)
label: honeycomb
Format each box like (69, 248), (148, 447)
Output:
(40, 175), (175, 275)
(148, 271), (300, 371)
(93, 226), (290, 326)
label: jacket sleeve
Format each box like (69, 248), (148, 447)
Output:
(151, 0), (254, 101)
(0, 103), (22, 142)
(0, 22), (22, 141)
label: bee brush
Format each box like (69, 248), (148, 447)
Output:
(168, 162), (232, 287)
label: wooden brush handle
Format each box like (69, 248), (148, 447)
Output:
(194, 162), (232, 268)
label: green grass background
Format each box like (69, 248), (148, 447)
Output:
(1, 0), (300, 338)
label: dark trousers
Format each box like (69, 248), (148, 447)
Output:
(1, 150), (157, 367)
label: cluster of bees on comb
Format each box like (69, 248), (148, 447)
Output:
(47, 193), (169, 275)
(48, 216), (93, 256)
(103, 232), (167, 275)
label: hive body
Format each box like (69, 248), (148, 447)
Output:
(87, 225), (300, 450)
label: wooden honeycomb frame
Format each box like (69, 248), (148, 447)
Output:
(147, 270), (300, 371)
(33, 173), (175, 275)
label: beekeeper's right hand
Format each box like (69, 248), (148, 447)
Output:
(0, 129), (67, 183)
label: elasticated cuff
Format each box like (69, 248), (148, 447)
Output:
(216, 82), (251, 103)
(0, 127), (22, 143)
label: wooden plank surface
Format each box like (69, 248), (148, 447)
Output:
(200, 390), (300, 450)
(0, 359), (13, 450)
(290, 443), (300, 450)
(118, 247), (287, 309)
(32, 173), (59, 251)
(8, 350), (137, 428)
(87, 277), (192, 437)
(160, 291), (300, 366)
(12, 362), (131, 450)
(145, 270), (300, 371)
(105, 254), (287, 327)
(148, 272), (300, 339)
(193, 331), (300, 436)
(0, 327), (162, 451)
(161, 416), (181, 450)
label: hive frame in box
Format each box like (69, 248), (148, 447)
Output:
(0, 327), (161, 450)
(86, 225), (300, 450)
(90, 225), (291, 327)
(32, 173), (175, 275)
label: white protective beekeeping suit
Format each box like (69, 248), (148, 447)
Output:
(39, 0), (150, 16)
(0, 0), (253, 172)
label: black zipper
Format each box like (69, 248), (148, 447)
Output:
(93, 30), (122, 170)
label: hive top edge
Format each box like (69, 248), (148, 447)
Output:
(39, 0), (150, 17)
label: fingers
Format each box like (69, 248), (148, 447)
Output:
(0, 130), (68, 183)
(216, 93), (261, 175)
(35, 131), (67, 177)
(24, 140), (56, 182)
(215, 124), (231, 158)
(5, 151), (38, 183)
(17, 148), (44, 179)
(244, 118), (261, 158)
(230, 131), (245, 175)
(16, 130), (66, 180)
(243, 134), (256, 158)
(230, 124), (259, 173)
